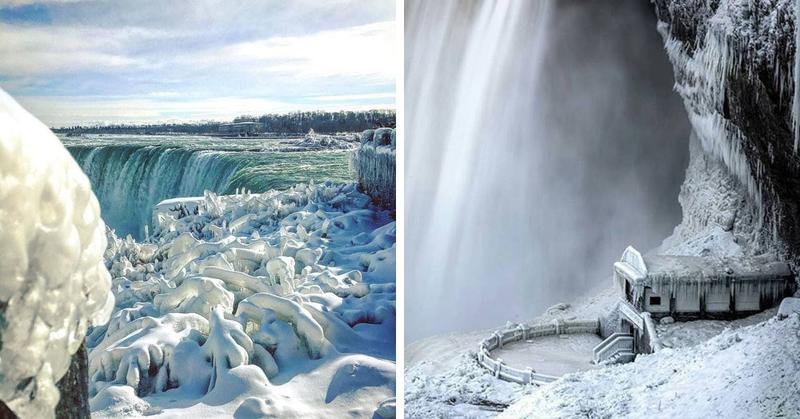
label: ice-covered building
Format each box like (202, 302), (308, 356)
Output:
(614, 246), (795, 320)
(594, 246), (796, 363)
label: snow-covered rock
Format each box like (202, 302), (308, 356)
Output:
(0, 89), (114, 418)
(777, 297), (800, 319)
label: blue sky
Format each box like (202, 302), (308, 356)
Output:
(0, 0), (396, 127)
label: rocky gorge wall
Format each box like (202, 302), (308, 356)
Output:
(653, 0), (800, 259)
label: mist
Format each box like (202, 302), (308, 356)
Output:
(405, 0), (691, 342)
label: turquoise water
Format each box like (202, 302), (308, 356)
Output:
(62, 134), (353, 239)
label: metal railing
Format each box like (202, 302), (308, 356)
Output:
(592, 333), (634, 364)
(477, 318), (601, 386)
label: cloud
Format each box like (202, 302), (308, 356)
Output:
(0, 0), (84, 6)
(179, 22), (395, 82)
(0, 0), (396, 124)
(0, 23), (161, 76)
(309, 92), (396, 102)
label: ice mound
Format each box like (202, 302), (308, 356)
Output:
(90, 181), (396, 417)
(277, 131), (360, 152)
(0, 89), (114, 418)
(352, 128), (396, 208)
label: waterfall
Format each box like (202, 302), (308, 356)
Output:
(405, 0), (691, 341)
(66, 138), (352, 239)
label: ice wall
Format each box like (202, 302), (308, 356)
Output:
(0, 89), (113, 418)
(405, 0), (691, 341)
(352, 128), (396, 208)
(659, 133), (773, 258)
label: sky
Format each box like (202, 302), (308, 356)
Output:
(0, 0), (396, 127)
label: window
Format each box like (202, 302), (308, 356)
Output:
(649, 296), (662, 306)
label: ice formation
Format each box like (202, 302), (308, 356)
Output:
(658, 0), (799, 230)
(352, 128), (396, 207)
(0, 89), (114, 418)
(277, 131), (360, 152)
(89, 182), (396, 417)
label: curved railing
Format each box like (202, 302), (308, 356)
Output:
(476, 318), (601, 385)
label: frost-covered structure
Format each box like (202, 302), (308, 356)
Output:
(0, 89), (114, 418)
(615, 246), (795, 319)
(89, 183), (396, 417)
(352, 128), (396, 208)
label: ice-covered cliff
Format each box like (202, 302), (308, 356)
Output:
(654, 0), (800, 256)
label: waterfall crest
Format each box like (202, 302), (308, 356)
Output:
(67, 137), (352, 238)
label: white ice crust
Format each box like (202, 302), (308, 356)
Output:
(90, 182), (396, 417)
(0, 89), (114, 418)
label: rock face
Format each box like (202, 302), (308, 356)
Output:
(54, 343), (91, 419)
(653, 0), (800, 258)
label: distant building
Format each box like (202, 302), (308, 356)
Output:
(218, 122), (262, 136)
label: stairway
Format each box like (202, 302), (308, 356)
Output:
(593, 332), (635, 365)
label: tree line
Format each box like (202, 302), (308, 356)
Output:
(54, 109), (396, 135)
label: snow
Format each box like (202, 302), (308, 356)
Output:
(404, 289), (618, 417)
(89, 182), (395, 417)
(491, 334), (601, 377)
(777, 296), (800, 318)
(641, 253), (791, 282)
(0, 89), (114, 418)
(501, 314), (800, 419)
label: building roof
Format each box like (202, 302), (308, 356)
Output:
(616, 246), (793, 285)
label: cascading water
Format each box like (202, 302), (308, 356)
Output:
(405, 0), (692, 341)
(64, 135), (353, 239)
